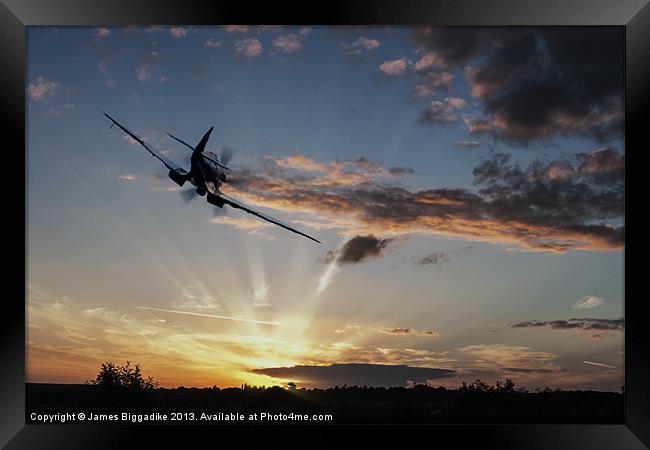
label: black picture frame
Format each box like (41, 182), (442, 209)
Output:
(2, 0), (647, 447)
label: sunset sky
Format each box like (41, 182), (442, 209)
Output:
(27, 26), (624, 391)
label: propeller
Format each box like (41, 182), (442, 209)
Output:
(179, 188), (199, 203)
(213, 205), (229, 217)
(220, 146), (236, 166)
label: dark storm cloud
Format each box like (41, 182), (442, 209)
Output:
(471, 150), (624, 249)
(412, 27), (624, 143)
(335, 235), (395, 265)
(226, 149), (623, 252)
(251, 363), (455, 388)
(511, 318), (624, 331)
(412, 27), (515, 68)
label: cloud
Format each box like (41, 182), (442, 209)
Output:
(317, 234), (396, 292)
(457, 344), (560, 373)
(573, 296), (604, 310)
(454, 140), (481, 150)
(315, 346), (456, 369)
(260, 25), (285, 33)
(413, 27), (624, 143)
(225, 149), (623, 253)
(97, 59), (116, 86)
(299, 27), (312, 36)
(136, 64), (152, 81)
(333, 325), (362, 335)
(234, 38), (263, 57)
(388, 166), (415, 176)
(28, 285), (459, 388)
(251, 363), (454, 388)
(412, 28), (510, 67)
(414, 51), (446, 71)
(344, 36), (381, 56)
(171, 283), (224, 311)
(412, 85), (433, 98)
(267, 154), (411, 185)
(329, 235), (395, 265)
(470, 150), (624, 251)
(415, 245), (473, 267)
(136, 48), (163, 82)
(419, 97), (466, 124)
(44, 103), (74, 119)
(118, 174), (137, 181)
(225, 25), (250, 33)
(272, 33), (303, 54)
(501, 367), (555, 374)
(96, 42), (120, 87)
(412, 72), (454, 97)
(170, 27), (187, 39)
(249, 282), (273, 307)
(27, 76), (61, 101)
(414, 252), (450, 266)
(578, 148), (625, 184)
(379, 57), (409, 76)
(379, 327), (439, 338)
(588, 333), (616, 340)
(510, 317), (624, 331)
(354, 36), (380, 51)
(204, 38), (221, 48)
(94, 27), (110, 41)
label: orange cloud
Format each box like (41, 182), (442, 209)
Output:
(223, 151), (623, 252)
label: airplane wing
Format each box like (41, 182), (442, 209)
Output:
(219, 193), (321, 244)
(100, 110), (183, 172)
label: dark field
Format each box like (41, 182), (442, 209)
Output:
(26, 383), (624, 424)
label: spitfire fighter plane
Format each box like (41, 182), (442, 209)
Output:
(100, 111), (320, 244)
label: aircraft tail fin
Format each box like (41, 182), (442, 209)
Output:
(194, 127), (214, 153)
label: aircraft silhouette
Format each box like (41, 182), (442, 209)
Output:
(100, 110), (320, 244)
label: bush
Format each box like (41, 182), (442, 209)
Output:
(87, 361), (159, 391)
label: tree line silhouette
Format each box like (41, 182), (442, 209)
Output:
(25, 360), (623, 423)
(84, 360), (568, 394)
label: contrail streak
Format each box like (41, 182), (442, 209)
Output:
(134, 306), (282, 326)
(582, 360), (616, 369)
(317, 262), (340, 294)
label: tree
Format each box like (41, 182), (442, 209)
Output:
(88, 361), (158, 391)
(460, 379), (494, 392)
(495, 379), (515, 393)
(459, 378), (527, 393)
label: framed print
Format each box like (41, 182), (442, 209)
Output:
(2, 0), (647, 447)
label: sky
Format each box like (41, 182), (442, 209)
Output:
(26, 26), (624, 391)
